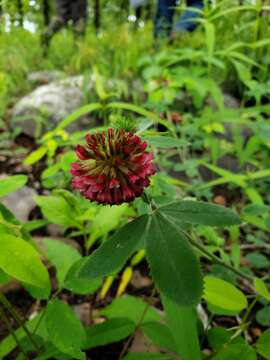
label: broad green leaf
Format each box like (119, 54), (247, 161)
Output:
(159, 200), (241, 227)
(212, 344), (256, 360)
(84, 318), (135, 349)
(207, 327), (245, 352)
(100, 295), (162, 324)
(88, 203), (132, 246)
(254, 278), (270, 301)
(146, 212), (203, 306)
(243, 204), (270, 216)
(35, 195), (77, 228)
(29, 343), (69, 360)
(207, 303), (240, 317)
(162, 295), (201, 360)
(45, 299), (86, 360)
(0, 203), (18, 223)
(77, 215), (150, 280)
(204, 276), (247, 312)
(0, 269), (10, 285)
(23, 219), (48, 232)
(256, 329), (270, 360)
(24, 146), (47, 165)
(0, 311), (48, 359)
(0, 175), (27, 197)
(123, 354), (173, 360)
(23, 282), (50, 300)
(245, 253), (270, 269)
(231, 59), (252, 86)
(141, 322), (176, 353)
(0, 234), (50, 289)
(256, 306), (270, 327)
(64, 258), (102, 294)
(207, 327), (233, 351)
(44, 238), (81, 287)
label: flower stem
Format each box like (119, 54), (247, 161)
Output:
(0, 293), (40, 354)
(141, 192), (157, 211)
(0, 306), (29, 360)
(118, 288), (156, 359)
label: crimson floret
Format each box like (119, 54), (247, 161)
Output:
(71, 128), (156, 205)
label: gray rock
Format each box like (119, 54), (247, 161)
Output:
(46, 224), (65, 237)
(27, 71), (64, 85)
(130, 270), (152, 289)
(223, 93), (240, 108)
(206, 92), (240, 110)
(73, 303), (91, 326)
(2, 186), (37, 222)
(12, 75), (91, 137)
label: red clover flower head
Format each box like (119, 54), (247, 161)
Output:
(71, 128), (156, 205)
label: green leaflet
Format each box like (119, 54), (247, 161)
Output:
(0, 234), (50, 289)
(45, 299), (86, 360)
(158, 200), (241, 227)
(146, 211), (203, 306)
(77, 214), (150, 279)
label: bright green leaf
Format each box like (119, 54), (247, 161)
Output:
(0, 175), (28, 197)
(88, 204), (132, 246)
(0, 311), (48, 359)
(24, 146), (47, 166)
(100, 295), (162, 324)
(45, 299), (86, 360)
(84, 318), (135, 349)
(44, 238), (81, 287)
(204, 276), (247, 312)
(23, 282), (50, 300)
(254, 278), (270, 301)
(0, 234), (50, 289)
(35, 195), (77, 228)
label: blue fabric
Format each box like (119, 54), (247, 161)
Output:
(154, 0), (204, 37)
(154, 0), (177, 37)
(175, 1), (204, 32)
